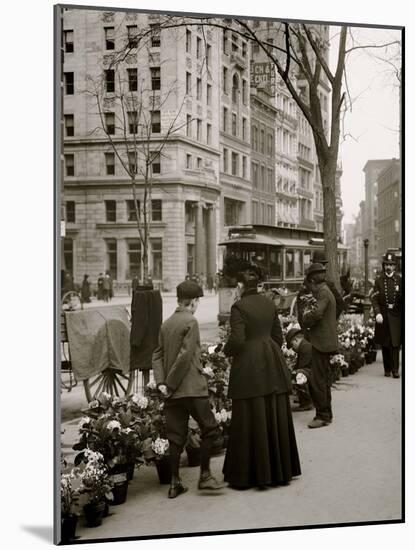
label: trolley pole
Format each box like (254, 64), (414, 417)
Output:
(363, 239), (371, 322)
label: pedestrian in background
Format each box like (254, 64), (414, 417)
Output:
(152, 280), (224, 498)
(200, 272), (207, 291)
(302, 263), (338, 429)
(81, 274), (91, 303)
(131, 273), (139, 298)
(207, 274), (214, 294)
(371, 251), (402, 378)
(97, 273), (104, 300)
(105, 270), (113, 301)
(102, 272), (110, 302)
(222, 263), (301, 489)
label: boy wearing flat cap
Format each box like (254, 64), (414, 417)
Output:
(286, 327), (313, 411)
(152, 280), (223, 498)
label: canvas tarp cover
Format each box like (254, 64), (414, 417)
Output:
(65, 306), (130, 381)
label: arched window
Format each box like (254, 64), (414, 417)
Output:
(232, 73), (239, 103)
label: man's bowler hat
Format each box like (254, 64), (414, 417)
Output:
(312, 249), (328, 264)
(306, 262), (327, 278)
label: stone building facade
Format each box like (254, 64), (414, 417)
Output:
(62, 9), (222, 290)
(362, 159), (394, 272)
(377, 158), (401, 253)
(61, 10), (343, 290)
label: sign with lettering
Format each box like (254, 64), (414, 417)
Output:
(250, 62), (276, 96)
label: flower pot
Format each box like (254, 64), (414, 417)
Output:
(109, 466), (129, 505)
(341, 366), (349, 377)
(61, 514), (78, 542)
(370, 350), (378, 362)
(83, 501), (106, 528)
(186, 446), (201, 467)
(155, 455), (171, 484)
(364, 353), (373, 365)
(103, 499), (110, 518)
(126, 462), (135, 481)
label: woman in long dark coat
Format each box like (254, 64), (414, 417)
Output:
(222, 265), (301, 489)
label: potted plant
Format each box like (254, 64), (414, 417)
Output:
(78, 450), (114, 527)
(60, 466), (81, 543)
(142, 436), (171, 484)
(330, 354), (349, 381)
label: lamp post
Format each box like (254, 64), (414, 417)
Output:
(363, 239), (371, 322)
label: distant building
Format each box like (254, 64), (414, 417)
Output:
(362, 159), (394, 274)
(377, 158), (401, 253)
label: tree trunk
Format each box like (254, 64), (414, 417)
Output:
(320, 162), (340, 290)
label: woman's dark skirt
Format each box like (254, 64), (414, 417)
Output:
(223, 391), (301, 489)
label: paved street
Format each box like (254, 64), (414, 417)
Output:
(61, 358), (402, 541)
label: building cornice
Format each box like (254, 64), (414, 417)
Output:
(64, 135), (221, 157)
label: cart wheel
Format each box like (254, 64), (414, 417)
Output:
(83, 369), (135, 402)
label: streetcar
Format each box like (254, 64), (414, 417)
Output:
(217, 224), (349, 323)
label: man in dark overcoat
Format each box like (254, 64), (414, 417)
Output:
(302, 263), (338, 428)
(152, 280), (223, 498)
(371, 251), (402, 378)
(312, 249), (346, 318)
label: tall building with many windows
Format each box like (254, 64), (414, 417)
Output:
(62, 9), (222, 290)
(61, 10), (343, 290)
(377, 158), (401, 253)
(362, 159), (393, 272)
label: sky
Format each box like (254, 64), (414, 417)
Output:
(330, 26), (401, 224)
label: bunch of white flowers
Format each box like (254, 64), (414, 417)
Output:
(146, 380), (157, 390)
(151, 437), (169, 456)
(131, 394), (149, 409)
(202, 365), (215, 377)
(106, 420), (122, 432)
(88, 399), (100, 409)
(295, 372), (308, 385)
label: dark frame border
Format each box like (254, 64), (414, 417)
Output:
(53, 3), (405, 545)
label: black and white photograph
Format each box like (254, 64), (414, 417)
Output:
(54, 3), (405, 545)
(4, 1), (413, 548)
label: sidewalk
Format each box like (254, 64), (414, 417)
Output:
(62, 359), (402, 541)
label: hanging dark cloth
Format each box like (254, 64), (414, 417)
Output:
(130, 288), (163, 371)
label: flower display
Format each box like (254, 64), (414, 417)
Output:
(78, 416), (91, 431)
(151, 437), (169, 456)
(61, 467), (81, 516)
(202, 365), (215, 377)
(131, 394), (149, 410)
(106, 420), (122, 432)
(281, 343), (297, 371)
(77, 450), (114, 505)
(295, 372), (308, 385)
(298, 293), (317, 316)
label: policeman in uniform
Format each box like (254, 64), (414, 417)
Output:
(371, 252), (402, 378)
